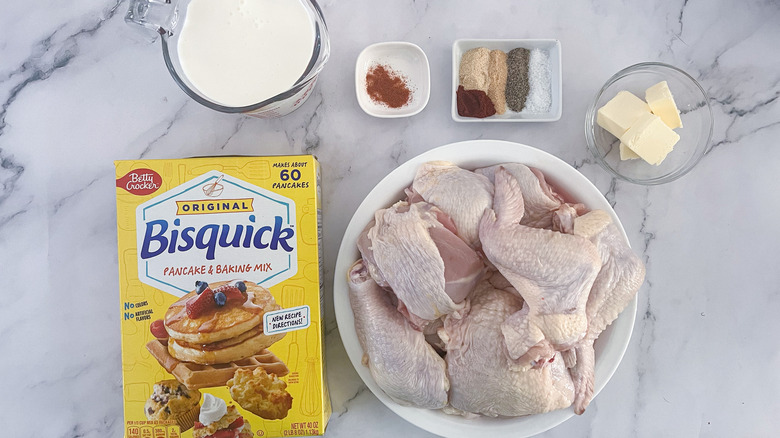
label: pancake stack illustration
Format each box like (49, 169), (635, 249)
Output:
(147, 280), (288, 390)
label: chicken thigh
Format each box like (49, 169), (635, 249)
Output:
(479, 167), (601, 364)
(440, 280), (574, 416)
(348, 260), (449, 409)
(568, 210), (646, 414)
(411, 161), (494, 248)
(359, 201), (483, 322)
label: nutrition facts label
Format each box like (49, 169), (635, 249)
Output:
(125, 422), (180, 438)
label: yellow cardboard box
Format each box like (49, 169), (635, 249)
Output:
(115, 156), (330, 438)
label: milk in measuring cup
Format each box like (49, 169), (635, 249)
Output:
(178, 0), (316, 107)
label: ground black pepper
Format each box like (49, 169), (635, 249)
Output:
(505, 48), (531, 112)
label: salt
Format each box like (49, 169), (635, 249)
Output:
(522, 49), (552, 114)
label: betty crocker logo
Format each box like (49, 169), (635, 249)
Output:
(116, 169), (162, 196)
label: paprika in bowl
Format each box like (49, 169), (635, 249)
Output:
(355, 42), (431, 118)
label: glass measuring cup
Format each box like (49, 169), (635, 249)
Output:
(126, 0), (330, 118)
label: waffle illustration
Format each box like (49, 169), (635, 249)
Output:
(147, 339), (288, 390)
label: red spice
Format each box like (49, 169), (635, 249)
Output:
(366, 64), (412, 108)
(456, 85), (496, 118)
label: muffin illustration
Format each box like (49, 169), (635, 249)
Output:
(193, 394), (253, 438)
(227, 367), (293, 419)
(164, 280), (285, 365)
(144, 380), (201, 431)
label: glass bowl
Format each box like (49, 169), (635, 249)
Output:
(585, 62), (713, 184)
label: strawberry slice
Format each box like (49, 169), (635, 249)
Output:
(149, 319), (168, 339)
(227, 417), (244, 429)
(203, 417), (244, 438)
(214, 285), (246, 305)
(186, 288), (215, 319)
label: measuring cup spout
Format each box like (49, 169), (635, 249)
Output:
(125, 0), (177, 38)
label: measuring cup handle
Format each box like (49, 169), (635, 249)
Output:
(125, 0), (177, 38)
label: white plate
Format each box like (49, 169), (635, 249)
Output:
(452, 39), (562, 122)
(355, 41), (431, 118)
(333, 140), (638, 438)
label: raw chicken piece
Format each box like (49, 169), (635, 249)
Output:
(356, 220), (389, 289)
(560, 348), (577, 369)
(411, 161), (494, 248)
(487, 272), (558, 366)
(357, 205), (462, 290)
(440, 280), (574, 416)
(422, 317), (447, 354)
(501, 304), (556, 368)
(568, 210), (646, 414)
(360, 201), (483, 322)
(552, 203), (581, 234)
(479, 167), (601, 364)
(476, 163), (586, 230)
(487, 270), (521, 298)
(348, 260), (449, 408)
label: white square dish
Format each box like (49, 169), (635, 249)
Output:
(452, 39), (562, 122)
(356, 41), (431, 118)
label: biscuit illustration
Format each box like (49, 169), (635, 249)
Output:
(228, 368), (293, 420)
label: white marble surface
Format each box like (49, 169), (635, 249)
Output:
(1, 0), (779, 436)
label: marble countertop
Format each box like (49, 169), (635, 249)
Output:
(2, 0), (779, 436)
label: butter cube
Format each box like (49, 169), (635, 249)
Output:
(597, 91), (652, 138)
(645, 81), (683, 129)
(620, 113), (680, 165)
(619, 143), (641, 160)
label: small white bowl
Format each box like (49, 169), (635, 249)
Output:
(452, 39), (562, 122)
(356, 42), (431, 118)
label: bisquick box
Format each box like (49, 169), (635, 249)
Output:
(115, 156), (330, 438)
